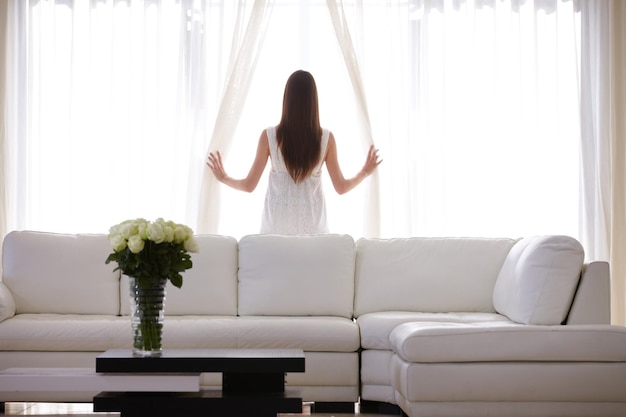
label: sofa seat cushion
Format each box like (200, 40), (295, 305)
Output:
(358, 311), (512, 350)
(390, 321), (626, 363)
(163, 316), (360, 352)
(0, 314), (130, 351)
(233, 316), (360, 352)
(0, 314), (360, 353)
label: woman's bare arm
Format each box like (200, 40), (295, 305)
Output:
(207, 131), (270, 193)
(324, 132), (382, 195)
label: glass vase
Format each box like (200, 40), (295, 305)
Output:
(129, 276), (167, 358)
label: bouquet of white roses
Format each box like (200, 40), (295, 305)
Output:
(105, 218), (199, 288)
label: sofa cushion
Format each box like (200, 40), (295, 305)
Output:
(234, 316), (360, 352)
(237, 234), (355, 318)
(2, 231), (120, 315)
(0, 282), (16, 323)
(358, 311), (512, 350)
(389, 321), (626, 362)
(354, 237), (518, 317)
(120, 235), (239, 316)
(0, 314), (131, 351)
(493, 235), (584, 325)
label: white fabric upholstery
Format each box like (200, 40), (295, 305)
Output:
(161, 316), (240, 349)
(233, 316), (359, 351)
(0, 231), (618, 412)
(357, 311), (511, 350)
(397, 401), (626, 417)
(354, 237), (517, 317)
(567, 261), (611, 324)
(390, 322), (626, 362)
(0, 314), (130, 351)
(0, 282), (15, 323)
(391, 356), (626, 402)
(237, 234), (355, 318)
(493, 235), (585, 325)
(0, 314), (359, 354)
(2, 231), (120, 315)
(360, 349), (396, 404)
(120, 235), (239, 316)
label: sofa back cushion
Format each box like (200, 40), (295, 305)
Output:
(2, 231), (120, 315)
(120, 234), (238, 316)
(354, 237), (517, 317)
(238, 234), (355, 318)
(493, 235), (584, 325)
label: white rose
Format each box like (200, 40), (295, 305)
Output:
(127, 235), (145, 254)
(131, 218), (148, 238)
(173, 225), (188, 243)
(147, 221), (165, 243)
(184, 235), (199, 253)
(109, 233), (127, 252)
(162, 224), (175, 243)
(118, 221), (138, 240)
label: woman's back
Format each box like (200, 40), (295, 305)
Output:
(261, 126), (330, 234)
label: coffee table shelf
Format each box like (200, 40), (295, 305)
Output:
(93, 348), (305, 417)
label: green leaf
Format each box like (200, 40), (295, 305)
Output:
(170, 274), (183, 289)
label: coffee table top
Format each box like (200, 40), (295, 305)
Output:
(96, 349), (305, 374)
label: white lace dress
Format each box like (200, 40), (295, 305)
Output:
(260, 126), (329, 235)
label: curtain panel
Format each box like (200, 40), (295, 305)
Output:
(580, 0), (626, 325)
(0, 0), (8, 249)
(197, 0), (274, 234)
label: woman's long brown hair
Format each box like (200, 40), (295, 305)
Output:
(276, 70), (322, 183)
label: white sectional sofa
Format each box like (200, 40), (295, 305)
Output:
(1, 231), (626, 417)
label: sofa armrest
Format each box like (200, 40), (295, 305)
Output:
(566, 261), (610, 325)
(0, 281), (16, 323)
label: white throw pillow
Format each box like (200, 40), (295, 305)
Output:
(237, 234), (355, 318)
(493, 235), (585, 325)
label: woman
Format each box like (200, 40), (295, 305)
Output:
(207, 70), (381, 234)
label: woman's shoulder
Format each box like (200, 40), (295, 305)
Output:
(321, 128), (333, 144)
(264, 126), (277, 140)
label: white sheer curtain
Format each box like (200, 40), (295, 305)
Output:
(0, 0), (8, 247)
(579, 0), (626, 325)
(330, 0), (582, 239)
(197, 0), (274, 233)
(327, 0), (381, 238)
(3, 0), (273, 235)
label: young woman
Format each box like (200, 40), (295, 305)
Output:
(207, 70), (381, 234)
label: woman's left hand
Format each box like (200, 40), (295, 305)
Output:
(207, 151), (227, 182)
(362, 145), (382, 175)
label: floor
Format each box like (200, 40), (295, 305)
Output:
(1, 402), (402, 416)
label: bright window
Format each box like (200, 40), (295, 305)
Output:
(6, 0), (581, 240)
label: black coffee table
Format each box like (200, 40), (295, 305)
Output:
(93, 348), (305, 417)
